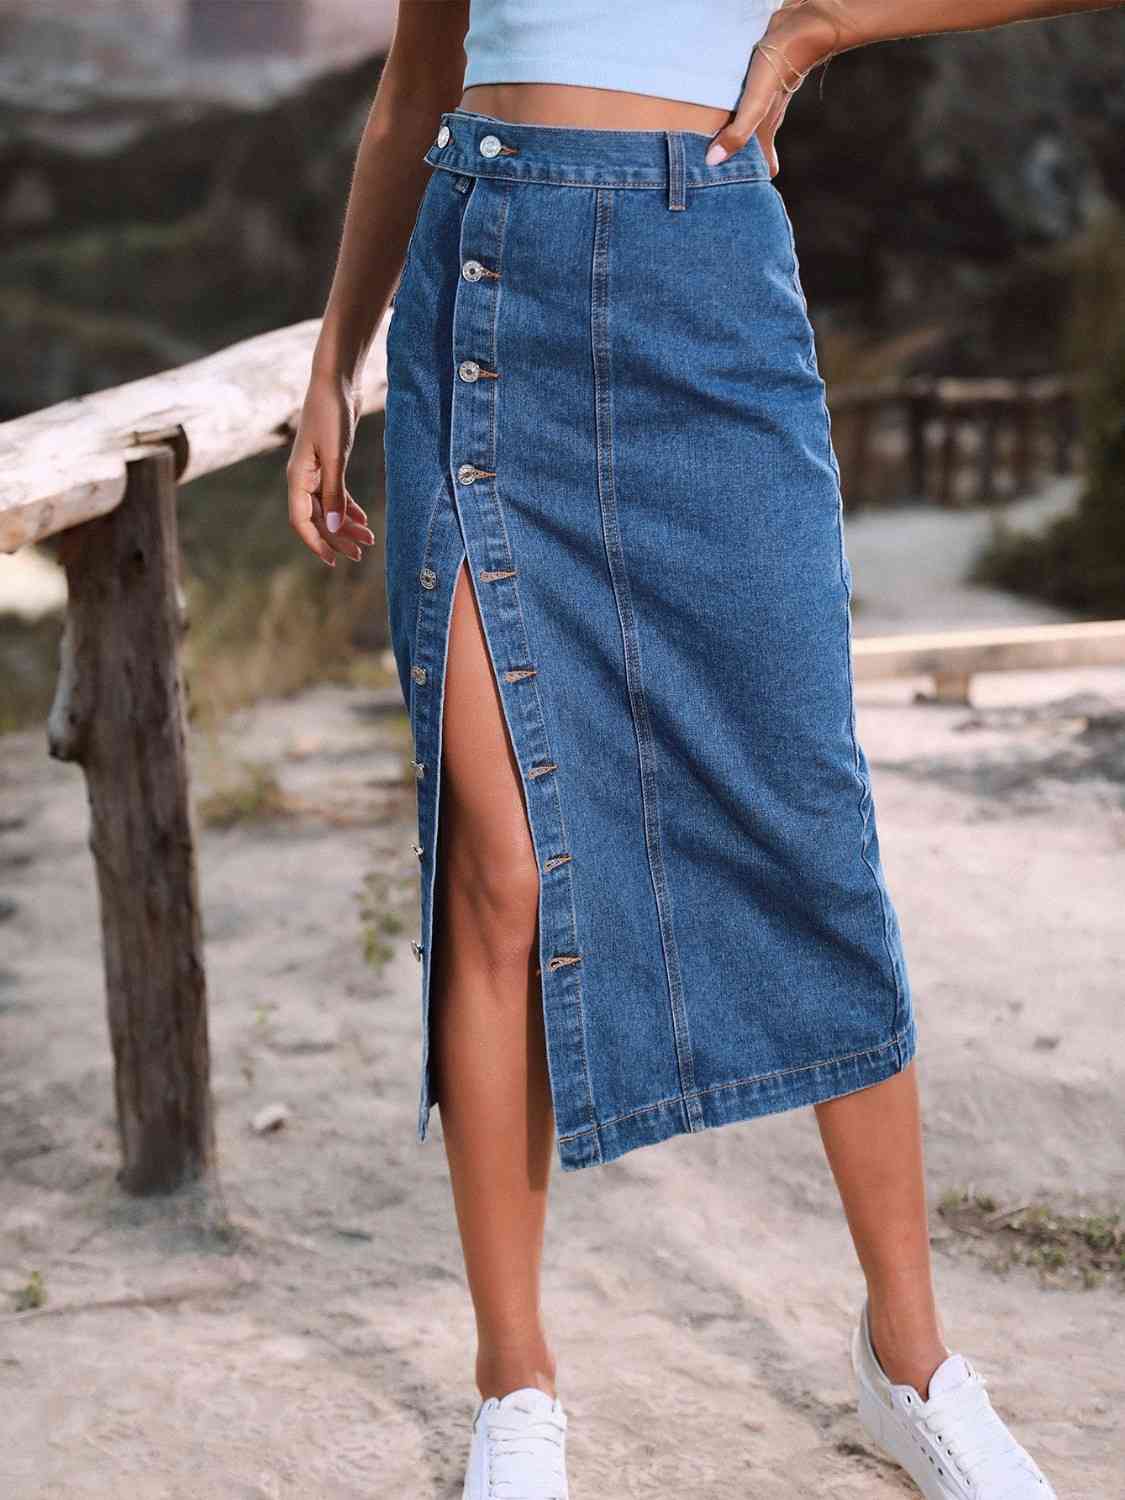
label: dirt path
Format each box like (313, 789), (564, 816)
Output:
(2, 504), (1123, 1497)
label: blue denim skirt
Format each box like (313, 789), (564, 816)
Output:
(384, 107), (917, 1173)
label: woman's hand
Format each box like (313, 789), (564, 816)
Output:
(286, 370), (376, 567)
(706, 0), (1124, 175)
(705, 0), (853, 175)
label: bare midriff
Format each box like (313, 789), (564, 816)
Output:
(459, 83), (733, 136)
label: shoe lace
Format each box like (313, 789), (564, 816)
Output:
(921, 1372), (1047, 1497)
(486, 1403), (567, 1500)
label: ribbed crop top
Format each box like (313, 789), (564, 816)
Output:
(462, 0), (786, 114)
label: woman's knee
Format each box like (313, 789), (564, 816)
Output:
(439, 820), (541, 962)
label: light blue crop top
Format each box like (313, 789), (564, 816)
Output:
(462, 0), (786, 114)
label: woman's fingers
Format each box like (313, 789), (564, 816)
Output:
(287, 452), (374, 565)
(287, 446), (339, 566)
(344, 492), (370, 527)
(332, 488), (376, 560)
(704, 54), (781, 166)
(757, 89), (794, 177)
(705, 2), (838, 170)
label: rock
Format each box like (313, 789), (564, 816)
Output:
(250, 1102), (290, 1135)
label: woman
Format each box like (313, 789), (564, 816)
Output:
(287, 1), (1118, 1495)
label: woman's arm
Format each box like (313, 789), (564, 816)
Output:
(312, 0), (469, 388)
(288, 0), (468, 562)
(708, 0), (1124, 168)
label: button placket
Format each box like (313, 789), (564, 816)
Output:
(424, 148), (593, 1157)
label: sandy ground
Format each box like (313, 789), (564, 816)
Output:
(2, 488), (1123, 1498)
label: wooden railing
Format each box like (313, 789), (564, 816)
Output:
(830, 374), (1079, 508)
(1, 330), (1118, 1192)
(0, 317), (391, 1194)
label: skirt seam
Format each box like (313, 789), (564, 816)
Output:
(557, 1020), (916, 1142)
(486, 180), (603, 1149)
(775, 181), (908, 1040)
(590, 185), (702, 1128)
(427, 161), (772, 191)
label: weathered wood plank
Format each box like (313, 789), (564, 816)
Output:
(853, 620), (1125, 681)
(0, 313), (390, 553)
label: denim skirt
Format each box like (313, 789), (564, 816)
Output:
(383, 106), (917, 1174)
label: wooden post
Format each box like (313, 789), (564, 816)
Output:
(976, 402), (997, 503)
(938, 409), (958, 507)
(1012, 387), (1035, 496)
(845, 399), (874, 511)
(1054, 390), (1075, 476)
(47, 449), (214, 1195)
(906, 385), (930, 499)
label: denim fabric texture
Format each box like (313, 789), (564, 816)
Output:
(384, 107), (918, 1174)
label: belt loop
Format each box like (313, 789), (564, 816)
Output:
(666, 131), (687, 211)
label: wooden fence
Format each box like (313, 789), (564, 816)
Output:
(830, 374), (1079, 508)
(1, 328), (1119, 1192)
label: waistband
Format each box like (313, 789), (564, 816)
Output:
(423, 108), (772, 198)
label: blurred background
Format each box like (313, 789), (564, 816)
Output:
(2, 0), (1125, 726)
(1, 6), (1123, 1498)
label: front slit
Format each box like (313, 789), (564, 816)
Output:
(412, 168), (602, 1164)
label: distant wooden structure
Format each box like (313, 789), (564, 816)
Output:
(831, 374), (1079, 509)
(0, 332), (1115, 1192)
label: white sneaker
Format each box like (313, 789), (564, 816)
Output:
(852, 1298), (1057, 1498)
(461, 1385), (569, 1500)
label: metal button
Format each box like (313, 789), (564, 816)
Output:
(479, 134), (502, 159)
(435, 124), (451, 148)
(457, 462), (480, 485)
(410, 939), (423, 960)
(462, 259), (484, 282)
(410, 664), (427, 685)
(419, 566), (437, 590)
(411, 759), (425, 780)
(458, 359), (481, 383)
(411, 842), (424, 859)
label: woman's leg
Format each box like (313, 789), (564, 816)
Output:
(814, 1061), (950, 1397)
(430, 557), (559, 1404)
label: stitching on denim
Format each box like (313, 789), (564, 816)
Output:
(407, 471), (456, 733)
(556, 1019), (917, 1142)
(773, 182), (907, 1039)
(480, 181), (600, 1151)
(666, 130), (687, 211)
(427, 160), (770, 190)
(589, 185), (701, 1125)
(446, 106), (722, 141)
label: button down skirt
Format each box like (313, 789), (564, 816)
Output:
(383, 107), (917, 1174)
